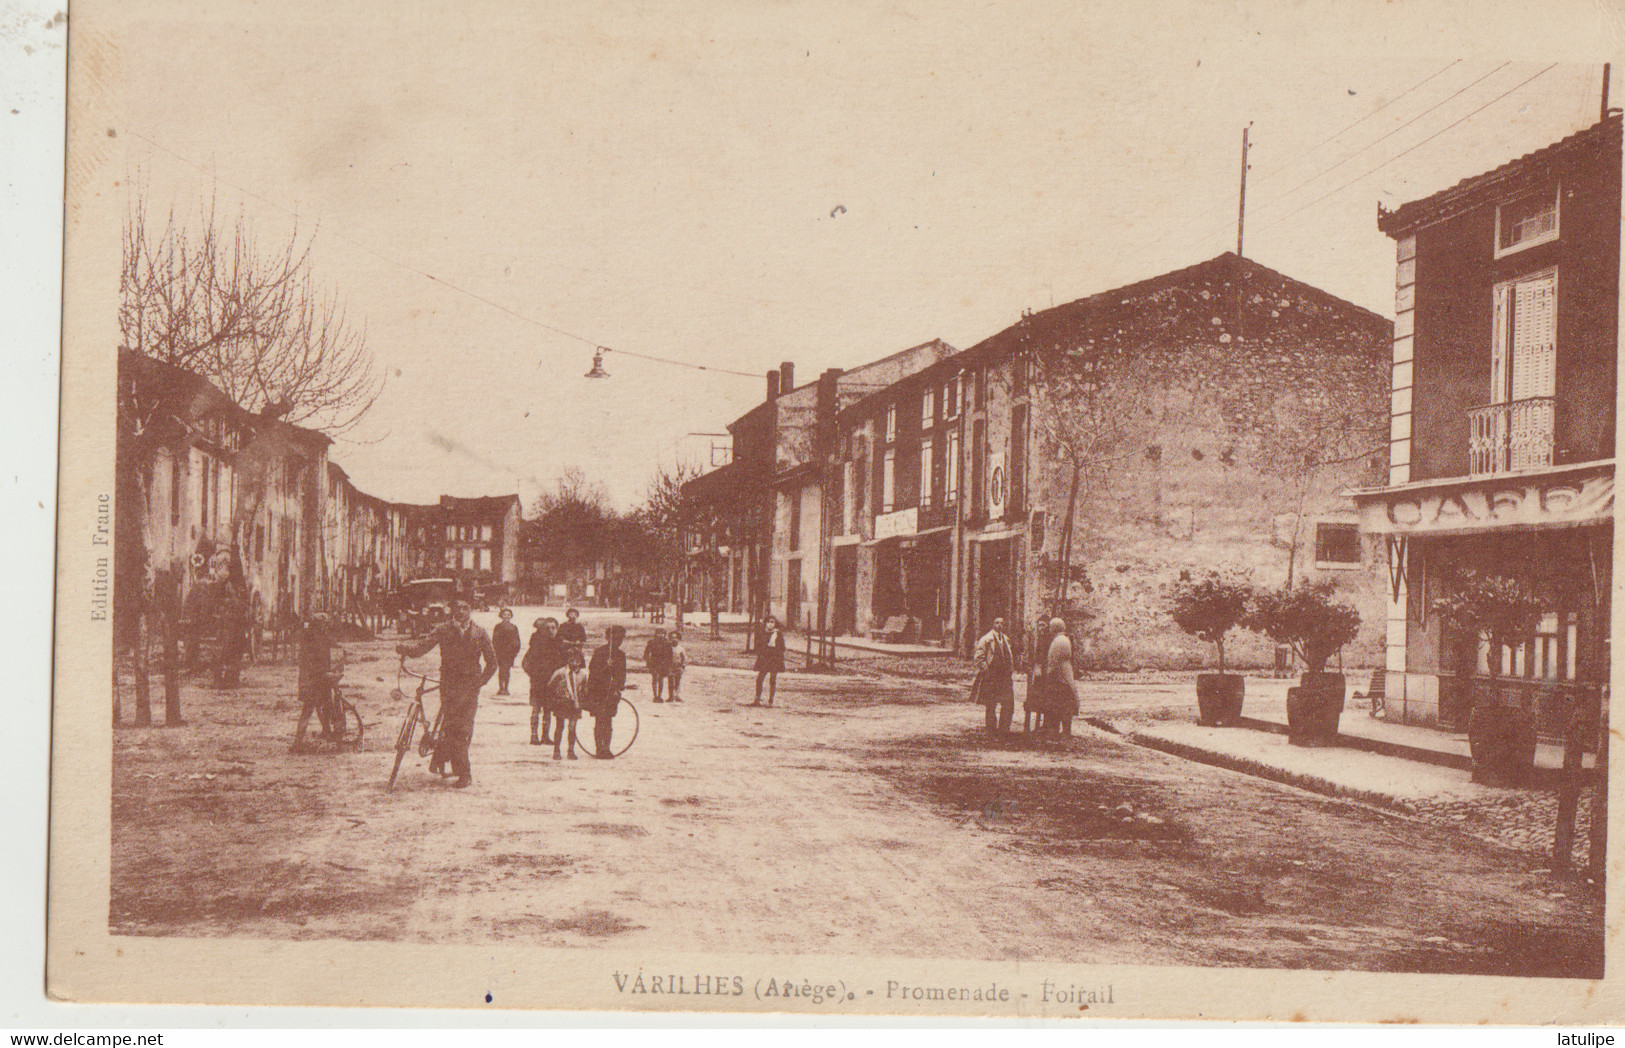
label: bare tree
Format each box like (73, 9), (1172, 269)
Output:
(121, 193), (383, 434)
(1030, 338), (1199, 608)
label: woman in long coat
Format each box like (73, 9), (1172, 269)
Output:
(1044, 617), (1079, 736)
(1023, 617), (1053, 733)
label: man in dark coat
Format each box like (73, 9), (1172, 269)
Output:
(492, 607), (521, 695)
(397, 599), (496, 788)
(585, 624), (628, 759)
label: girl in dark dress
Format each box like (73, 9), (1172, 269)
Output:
(751, 616), (786, 707)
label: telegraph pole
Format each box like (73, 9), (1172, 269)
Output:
(1602, 62), (1612, 121)
(1237, 122), (1253, 257)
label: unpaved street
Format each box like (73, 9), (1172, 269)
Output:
(111, 617), (1601, 976)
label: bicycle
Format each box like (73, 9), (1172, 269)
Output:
(324, 650), (366, 752)
(388, 656), (442, 789)
(291, 650), (364, 753)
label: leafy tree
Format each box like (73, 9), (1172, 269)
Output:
(1247, 579), (1362, 677)
(1169, 574), (1254, 674)
(1429, 570), (1544, 681)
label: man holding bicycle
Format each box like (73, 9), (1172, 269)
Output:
(396, 598), (496, 788)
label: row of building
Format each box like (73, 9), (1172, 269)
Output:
(684, 114), (1620, 738)
(114, 348), (524, 640)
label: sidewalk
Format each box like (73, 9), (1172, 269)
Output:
(1112, 698), (1597, 865)
(1213, 675), (1595, 775)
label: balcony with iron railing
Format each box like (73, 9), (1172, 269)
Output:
(1467, 396), (1556, 476)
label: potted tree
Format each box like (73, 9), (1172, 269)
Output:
(1249, 580), (1362, 746)
(1430, 570), (1545, 785)
(1169, 574), (1253, 726)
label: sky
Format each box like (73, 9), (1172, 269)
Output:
(101, 0), (1625, 511)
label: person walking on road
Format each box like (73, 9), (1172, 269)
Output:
(643, 628), (673, 702)
(586, 625), (628, 758)
(973, 616), (1016, 736)
(546, 646), (588, 760)
(492, 607), (521, 696)
(522, 617), (562, 745)
(1044, 617), (1079, 737)
(667, 626), (687, 703)
(751, 616), (786, 707)
(557, 607), (587, 647)
(292, 612), (336, 749)
(396, 599), (496, 788)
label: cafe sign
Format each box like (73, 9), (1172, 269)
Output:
(1355, 466), (1613, 537)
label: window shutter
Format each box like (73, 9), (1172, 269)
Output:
(1511, 274), (1556, 401)
(1491, 284), (1509, 403)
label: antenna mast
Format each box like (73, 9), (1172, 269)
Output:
(1237, 122), (1253, 257)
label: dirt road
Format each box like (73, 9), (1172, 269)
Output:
(110, 616), (1601, 976)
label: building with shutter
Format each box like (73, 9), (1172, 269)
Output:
(832, 253), (1393, 664)
(1353, 115), (1619, 733)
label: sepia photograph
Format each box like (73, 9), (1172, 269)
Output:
(43, 0), (1625, 1022)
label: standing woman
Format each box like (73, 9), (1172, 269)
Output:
(1023, 617), (1052, 734)
(492, 607), (521, 696)
(1045, 617), (1079, 736)
(751, 616), (786, 707)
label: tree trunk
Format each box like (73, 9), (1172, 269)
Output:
(132, 610), (152, 727)
(162, 610), (182, 726)
(1055, 460), (1082, 605)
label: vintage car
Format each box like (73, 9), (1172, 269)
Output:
(397, 577), (459, 637)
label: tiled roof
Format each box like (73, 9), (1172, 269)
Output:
(1377, 114), (1621, 234)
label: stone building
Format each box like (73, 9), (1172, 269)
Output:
(432, 494), (523, 599)
(683, 342), (960, 631)
(115, 349), (331, 647)
(1354, 115), (1618, 734)
(830, 253), (1394, 667)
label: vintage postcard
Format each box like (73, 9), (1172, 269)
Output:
(47, 0), (1625, 1022)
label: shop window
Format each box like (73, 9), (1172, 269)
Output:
(1495, 186), (1559, 258)
(1313, 522), (1361, 568)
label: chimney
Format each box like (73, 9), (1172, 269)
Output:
(815, 367), (843, 457)
(766, 369), (781, 401)
(779, 361), (795, 394)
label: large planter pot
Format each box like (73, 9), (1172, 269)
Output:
(1196, 673), (1245, 726)
(1286, 672), (1345, 747)
(1467, 701), (1536, 786)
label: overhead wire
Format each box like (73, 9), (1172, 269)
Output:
(1254, 62), (1561, 234)
(1248, 60), (1513, 217)
(122, 127), (761, 379)
(1251, 59), (1462, 185)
